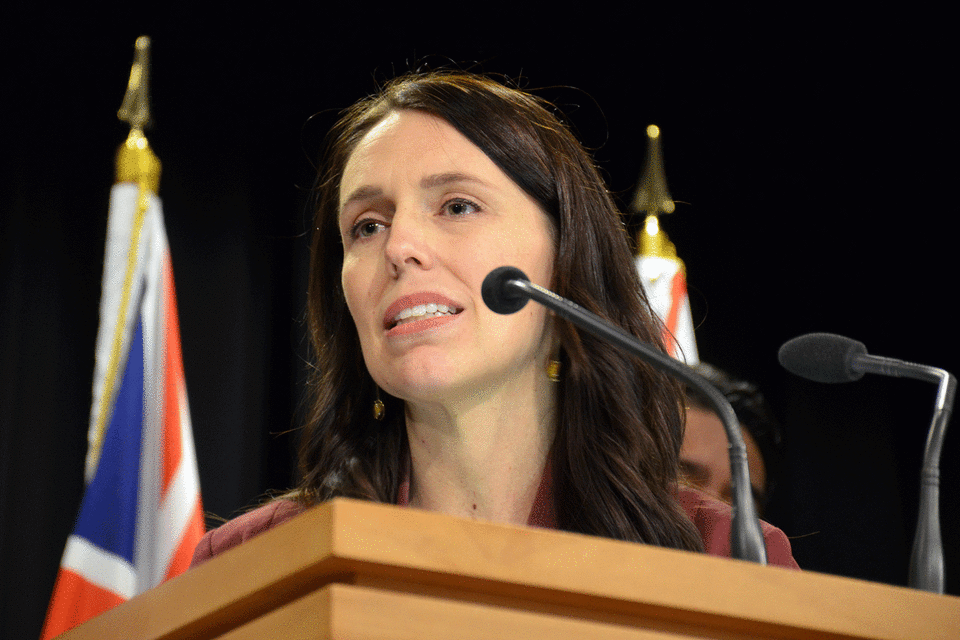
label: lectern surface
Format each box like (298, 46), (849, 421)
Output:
(60, 498), (960, 640)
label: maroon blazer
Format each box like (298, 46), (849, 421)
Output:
(191, 485), (800, 570)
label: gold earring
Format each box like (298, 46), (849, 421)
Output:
(373, 388), (385, 421)
(546, 359), (561, 383)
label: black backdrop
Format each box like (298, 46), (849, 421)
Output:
(2, 6), (957, 639)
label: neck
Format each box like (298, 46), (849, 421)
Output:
(404, 372), (556, 525)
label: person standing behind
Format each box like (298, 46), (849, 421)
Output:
(682, 363), (785, 515)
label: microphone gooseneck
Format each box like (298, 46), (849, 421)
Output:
(778, 331), (956, 593)
(481, 267), (769, 564)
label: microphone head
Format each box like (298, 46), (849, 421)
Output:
(482, 266), (530, 315)
(778, 332), (868, 383)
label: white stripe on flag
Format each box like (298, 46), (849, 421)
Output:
(636, 255), (699, 365)
(134, 198), (165, 591)
(60, 535), (137, 600)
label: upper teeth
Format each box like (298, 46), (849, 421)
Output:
(394, 303), (455, 324)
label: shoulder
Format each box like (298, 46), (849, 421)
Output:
(676, 485), (800, 570)
(190, 499), (306, 568)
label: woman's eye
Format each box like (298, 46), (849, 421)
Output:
(351, 219), (386, 239)
(443, 198), (480, 216)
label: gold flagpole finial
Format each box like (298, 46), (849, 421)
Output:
(117, 36), (152, 130)
(631, 125), (678, 259)
(115, 36), (160, 191)
(631, 125), (676, 216)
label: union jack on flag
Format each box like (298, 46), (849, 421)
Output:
(40, 168), (205, 638)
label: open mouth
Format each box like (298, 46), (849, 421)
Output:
(388, 303), (462, 330)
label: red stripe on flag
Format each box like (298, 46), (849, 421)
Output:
(40, 569), (126, 640)
(159, 250), (204, 583)
(662, 270), (687, 356)
(161, 253), (183, 498)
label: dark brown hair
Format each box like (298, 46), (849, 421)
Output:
(298, 71), (703, 552)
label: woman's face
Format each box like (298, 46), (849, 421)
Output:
(338, 110), (556, 406)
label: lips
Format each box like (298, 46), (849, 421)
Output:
(383, 293), (464, 331)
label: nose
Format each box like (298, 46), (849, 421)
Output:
(383, 209), (434, 277)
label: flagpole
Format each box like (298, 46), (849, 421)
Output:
(85, 36), (160, 481)
(41, 37), (205, 639)
(632, 124), (698, 365)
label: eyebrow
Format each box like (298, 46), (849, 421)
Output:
(340, 185), (383, 212)
(679, 460), (710, 480)
(419, 172), (485, 190)
(340, 172), (488, 212)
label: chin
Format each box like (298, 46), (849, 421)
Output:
(378, 361), (462, 403)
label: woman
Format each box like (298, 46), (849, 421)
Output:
(191, 71), (798, 568)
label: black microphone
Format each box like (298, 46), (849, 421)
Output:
(777, 332), (867, 383)
(481, 266), (530, 314)
(482, 266), (768, 564)
(779, 332), (956, 593)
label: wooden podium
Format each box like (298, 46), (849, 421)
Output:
(61, 498), (959, 639)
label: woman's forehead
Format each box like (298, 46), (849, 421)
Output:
(339, 111), (503, 203)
